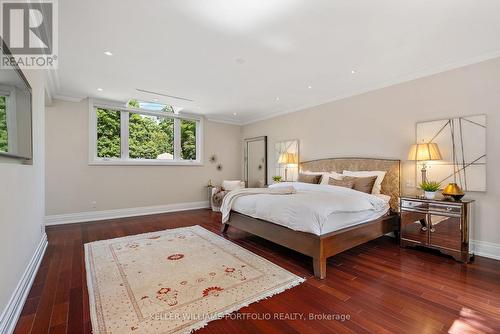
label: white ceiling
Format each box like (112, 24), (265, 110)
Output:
(55, 0), (500, 124)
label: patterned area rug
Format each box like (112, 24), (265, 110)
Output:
(85, 225), (304, 334)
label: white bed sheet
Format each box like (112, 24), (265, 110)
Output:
(230, 183), (391, 236)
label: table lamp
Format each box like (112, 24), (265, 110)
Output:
(278, 152), (298, 181)
(408, 143), (442, 183)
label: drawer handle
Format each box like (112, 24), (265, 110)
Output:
(421, 226), (428, 231)
(430, 228), (436, 233)
(446, 207), (453, 211)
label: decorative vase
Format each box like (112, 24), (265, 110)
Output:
(442, 183), (465, 200)
(424, 191), (437, 199)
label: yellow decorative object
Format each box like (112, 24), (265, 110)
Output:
(442, 183), (465, 200)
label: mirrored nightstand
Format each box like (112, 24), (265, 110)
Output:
(400, 195), (474, 263)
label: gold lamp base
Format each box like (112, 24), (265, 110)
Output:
(442, 183), (465, 200)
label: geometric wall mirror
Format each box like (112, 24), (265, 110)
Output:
(416, 115), (486, 191)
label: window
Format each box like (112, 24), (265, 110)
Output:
(128, 113), (173, 160)
(0, 95), (8, 152)
(0, 86), (17, 154)
(96, 108), (121, 158)
(180, 119), (196, 160)
(90, 100), (203, 165)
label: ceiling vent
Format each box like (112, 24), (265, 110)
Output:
(135, 88), (194, 102)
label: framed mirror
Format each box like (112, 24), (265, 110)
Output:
(243, 136), (267, 188)
(415, 115), (486, 191)
(0, 40), (33, 161)
(274, 139), (299, 182)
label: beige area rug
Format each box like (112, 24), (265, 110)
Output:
(85, 225), (304, 334)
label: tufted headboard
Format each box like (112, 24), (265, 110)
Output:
(299, 158), (401, 211)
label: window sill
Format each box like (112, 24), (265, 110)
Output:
(89, 159), (204, 166)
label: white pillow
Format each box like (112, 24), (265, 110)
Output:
(302, 170), (325, 175)
(222, 180), (244, 191)
(320, 172), (344, 185)
(342, 170), (386, 195)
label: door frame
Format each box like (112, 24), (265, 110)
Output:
(243, 136), (268, 187)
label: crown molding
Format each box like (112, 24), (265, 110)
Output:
(205, 116), (243, 126)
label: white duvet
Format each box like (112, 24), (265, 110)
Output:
(221, 182), (390, 236)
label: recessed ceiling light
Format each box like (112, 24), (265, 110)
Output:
(233, 112), (237, 116)
(351, 70), (356, 74)
(104, 51), (113, 56)
(152, 98), (158, 102)
(308, 85), (312, 89)
(97, 88), (103, 92)
(276, 97), (280, 101)
(235, 58), (246, 64)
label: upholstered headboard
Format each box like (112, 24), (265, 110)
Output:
(299, 158), (401, 211)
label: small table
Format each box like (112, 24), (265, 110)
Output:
(399, 195), (474, 263)
(207, 185), (215, 209)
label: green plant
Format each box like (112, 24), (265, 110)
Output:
(420, 181), (441, 192)
(272, 175), (282, 182)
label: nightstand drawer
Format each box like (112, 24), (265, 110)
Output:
(429, 203), (462, 215)
(401, 200), (428, 211)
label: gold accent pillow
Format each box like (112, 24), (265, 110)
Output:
(298, 173), (322, 184)
(343, 176), (378, 194)
(328, 177), (355, 189)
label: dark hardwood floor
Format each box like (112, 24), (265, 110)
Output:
(14, 209), (500, 334)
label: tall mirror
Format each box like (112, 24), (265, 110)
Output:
(274, 139), (299, 182)
(0, 41), (32, 161)
(244, 136), (267, 188)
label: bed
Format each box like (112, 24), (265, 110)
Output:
(221, 158), (401, 279)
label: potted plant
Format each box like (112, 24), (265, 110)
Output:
(272, 175), (282, 183)
(420, 181), (441, 199)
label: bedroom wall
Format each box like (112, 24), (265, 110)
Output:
(242, 57), (500, 249)
(44, 99), (242, 217)
(0, 70), (46, 323)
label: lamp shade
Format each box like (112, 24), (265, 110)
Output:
(408, 143), (442, 161)
(278, 152), (298, 165)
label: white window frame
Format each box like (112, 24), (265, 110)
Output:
(88, 99), (204, 166)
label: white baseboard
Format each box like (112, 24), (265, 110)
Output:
(471, 239), (500, 261)
(0, 233), (48, 334)
(44, 201), (210, 226)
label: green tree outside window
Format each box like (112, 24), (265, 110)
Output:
(0, 96), (7, 152)
(96, 100), (197, 160)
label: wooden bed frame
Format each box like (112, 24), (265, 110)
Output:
(221, 158), (401, 279)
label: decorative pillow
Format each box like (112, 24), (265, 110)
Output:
(343, 176), (378, 194)
(319, 171), (344, 185)
(342, 170), (386, 194)
(328, 177), (355, 189)
(222, 180), (244, 191)
(298, 173), (322, 184)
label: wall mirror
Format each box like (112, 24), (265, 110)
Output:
(243, 136), (267, 188)
(0, 41), (33, 161)
(274, 139), (299, 182)
(415, 115), (486, 191)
